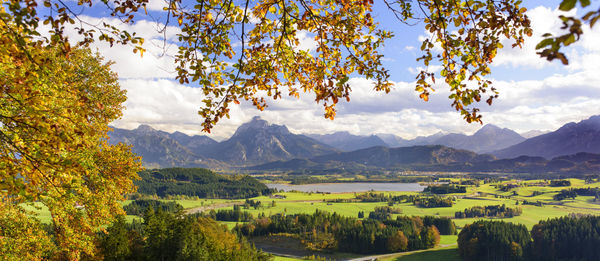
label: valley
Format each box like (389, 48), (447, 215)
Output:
(94, 115), (600, 260)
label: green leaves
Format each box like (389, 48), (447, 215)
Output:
(536, 1), (599, 66)
(559, 0), (577, 11)
(559, 0), (590, 11)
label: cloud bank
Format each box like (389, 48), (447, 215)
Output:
(83, 5), (600, 140)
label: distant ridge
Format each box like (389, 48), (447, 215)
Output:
(250, 148), (600, 175)
(493, 115), (600, 159)
(376, 124), (524, 153)
(251, 145), (495, 170)
(108, 115), (600, 174)
(307, 131), (388, 151)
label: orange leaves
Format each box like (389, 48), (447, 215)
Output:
(416, 0), (529, 124)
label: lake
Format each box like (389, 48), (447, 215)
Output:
(266, 182), (425, 193)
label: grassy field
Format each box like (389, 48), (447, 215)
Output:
(23, 178), (600, 260)
(212, 186), (600, 229)
(25, 178), (600, 229)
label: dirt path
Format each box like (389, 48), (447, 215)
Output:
(346, 244), (457, 261)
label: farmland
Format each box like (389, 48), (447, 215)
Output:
(23, 177), (600, 260)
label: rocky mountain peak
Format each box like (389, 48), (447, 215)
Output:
(233, 116), (289, 137)
(474, 124), (520, 138)
(135, 124), (156, 133)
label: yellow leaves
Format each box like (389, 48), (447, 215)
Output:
(1, 30), (141, 258)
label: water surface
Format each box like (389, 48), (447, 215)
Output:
(266, 182), (425, 193)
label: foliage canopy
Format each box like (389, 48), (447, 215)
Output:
(0, 20), (142, 259)
(1, 0), (599, 255)
(5, 0), (597, 131)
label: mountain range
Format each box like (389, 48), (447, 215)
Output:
(108, 116), (337, 168)
(108, 125), (223, 169)
(108, 115), (600, 174)
(374, 124), (525, 153)
(492, 115), (600, 159)
(251, 147), (600, 175)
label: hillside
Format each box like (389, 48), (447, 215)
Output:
(108, 125), (224, 168)
(493, 115), (600, 159)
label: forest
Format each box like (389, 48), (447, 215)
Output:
(123, 200), (184, 216)
(196, 205), (255, 222)
(553, 187), (600, 201)
(135, 168), (274, 199)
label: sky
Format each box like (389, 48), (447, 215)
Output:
(59, 0), (600, 140)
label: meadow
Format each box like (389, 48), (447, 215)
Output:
(24, 177), (600, 260)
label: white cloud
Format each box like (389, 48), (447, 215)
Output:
(53, 16), (181, 79)
(98, 4), (600, 141)
(146, 0), (168, 11)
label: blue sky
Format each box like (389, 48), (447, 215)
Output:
(56, 0), (600, 140)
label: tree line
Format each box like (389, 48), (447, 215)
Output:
(235, 210), (456, 254)
(423, 184), (467, 194)
(194, 205), (254, 222)
(455, 204), (522, 219)
(553, 187), (600, 201)
(368, 206), (403, 220)
(351, 192), (454, 208)
(413, 196), (454, 208)
(123, 200), (184, 216)
(458, 215), (600, 261)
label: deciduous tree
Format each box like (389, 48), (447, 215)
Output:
(0, 19), (142, 259)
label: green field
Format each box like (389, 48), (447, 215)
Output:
(24, 178), (600, 260)
(212, 184), (600, 228)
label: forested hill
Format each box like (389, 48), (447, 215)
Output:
(135, 168), (272, 199)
